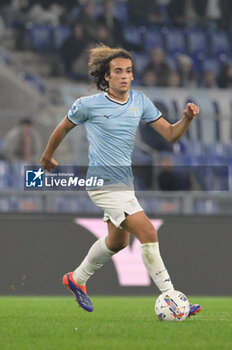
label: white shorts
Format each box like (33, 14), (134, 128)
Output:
(87, 188), (143, 228)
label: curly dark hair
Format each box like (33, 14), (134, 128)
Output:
(88, 45), (135, 91)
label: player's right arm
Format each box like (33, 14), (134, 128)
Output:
(40, 116), (76, 171)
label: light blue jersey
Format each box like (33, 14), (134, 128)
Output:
(68, 90), (161, 186)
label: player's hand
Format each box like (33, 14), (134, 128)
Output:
(40, 155), (58, 172)
(183, 103), (200, 120)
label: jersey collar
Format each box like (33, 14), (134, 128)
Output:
(105, 92), (129, 105)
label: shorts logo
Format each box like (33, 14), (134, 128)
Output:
(25, 168), (44, 188)
(127, 199), (136, 207)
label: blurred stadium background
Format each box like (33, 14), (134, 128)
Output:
(0, 0), (232, 296)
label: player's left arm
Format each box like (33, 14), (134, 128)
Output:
(150, 103), (200, 143)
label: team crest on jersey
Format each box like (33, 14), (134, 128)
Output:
(129, 106), (138, 114)
(69, 103), (78, 116)
(70, 99), (82, 116)
(129, 106), (140, 117)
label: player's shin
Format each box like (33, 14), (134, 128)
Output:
(140, 242), (174, 293)
(73, 236), (115, 285)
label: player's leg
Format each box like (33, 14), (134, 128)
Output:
(106, 220), (130, 252)
(121, 211), (202, 316)
(72, 221), (129, 286)
(121, 211), (174, 293)
(63, 220), (129, 311)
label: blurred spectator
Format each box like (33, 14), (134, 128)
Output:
(0, 0), (30, 27)
(188, 0), (207, 25)
(3, 119), (42, 163)
(77, 1), (98, 41)
(184, 0), (221, 28)
(167, 0), (187, 27)
(96, 0), (124, 47)
(0, 0), (32, 49)
(28, 1), (61, 26)
(128, 0), (164, 26)
(60, 23), (88, 75)
(218, 63), (232, 88)
(58, 1), (77, 26)
(205, 0), (221, 27)
(220, 0), (232, 31)
(181, 0), (208, 27)
(202, 70), (218, 88)
(168, 71), (181, 87)
(142, 47), (170, 86)
(177, 54), (197, 87)
(156, 0), (171, 24)
(95, 23), (114, 47)
(141, 69), (158, 87)
(157, 155), (191, 191)
(96, 0), (142, 52)
(0, 13), (6, 39)
(1, 0), (231, 88)
(71, 41), (96, 81)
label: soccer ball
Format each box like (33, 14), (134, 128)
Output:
(155, 290), (190, 322)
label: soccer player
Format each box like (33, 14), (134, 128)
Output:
(40, 45), (202, 316)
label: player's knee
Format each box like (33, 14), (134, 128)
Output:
(139, 227), (158, 243)
(111, 240), (128, 252)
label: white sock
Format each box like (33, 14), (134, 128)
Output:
(141, 242), (174, 293)
(73, 237), (115, 285)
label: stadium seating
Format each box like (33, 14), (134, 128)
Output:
(189, 53), (204, 73)
(133, 53), (149, 76)
(0, 197), (12, 212)
(186, 29), (209, 56)
(166, 54), (177, 70)
(0, 48), (10, 65)
(144, 28), (163, 52)
(8, 163), (26, 190)
(26, 24), (53, 52)
(131, 145), (153, 164)
(123, 25), (143, 46)
(183, 153), (206, 166)
(0, 138), (4, 158)
(114, 1), (129, 25)
(201, 57), (221, 76)
(57, 196), (102, 213)
(209, 30), (231, 57)
(26, 24), (72, 52)
(0, 161), (10, 190)
(194, 199), (218, 213)
(22, 73), (45, 93)
(164, 28), (186, 55)
(205, 143), (230, 165)
(53, 25), (71, 50)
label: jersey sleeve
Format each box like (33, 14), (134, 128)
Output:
(141, 94), (162, 124)
(67, 98), (88, 125)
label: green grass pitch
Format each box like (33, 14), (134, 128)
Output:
(0, 296), (231, 350)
